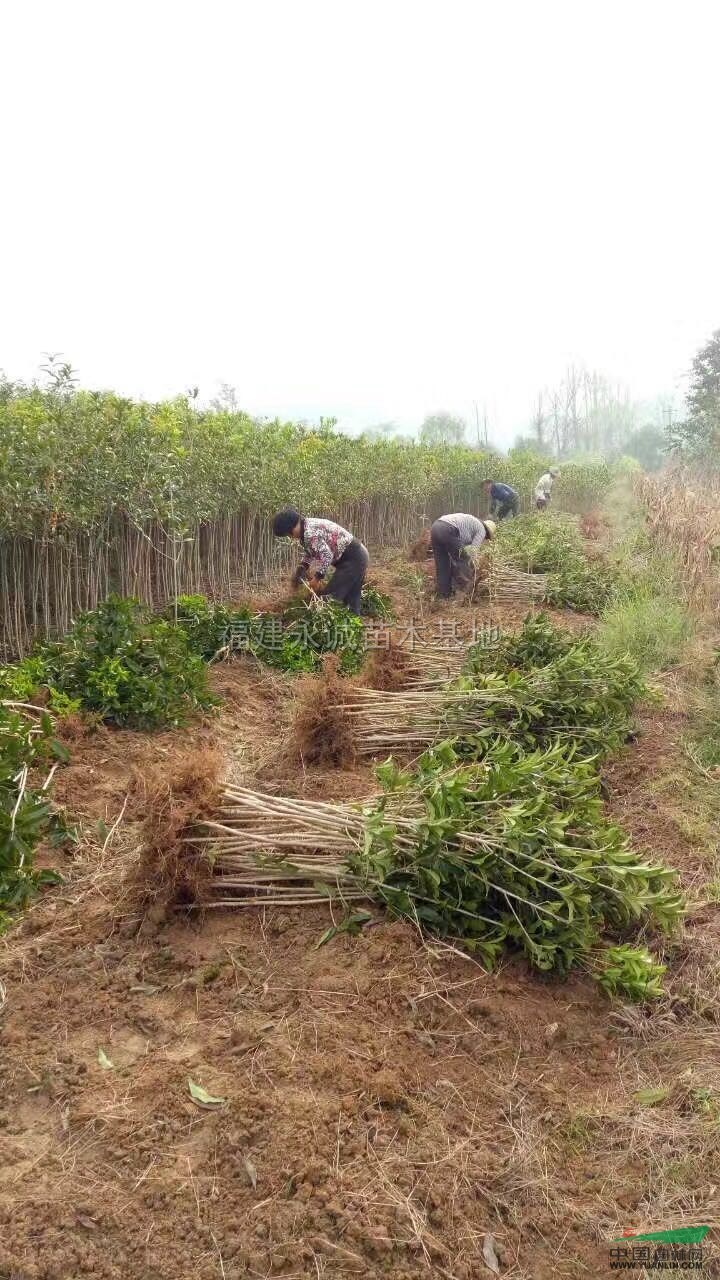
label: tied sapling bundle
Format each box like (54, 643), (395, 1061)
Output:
(488, 562), (548, 605)
(198, 738), (683, 978)
(165, 592), (367, 675)
(360, 584), (394, 621)
(462, 611), (584, 675)
(342, 614), (645, 760)
(490, 514), (618, 614)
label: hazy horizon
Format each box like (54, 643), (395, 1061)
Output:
(2, 0), (718, 447)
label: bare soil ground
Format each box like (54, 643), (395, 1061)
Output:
(2, 552), (719, 1279)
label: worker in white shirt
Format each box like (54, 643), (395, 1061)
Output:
(430, 513), (496, 598)
(534, 467), (560, 510)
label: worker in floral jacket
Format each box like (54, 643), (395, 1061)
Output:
(272, 509), (369, 615)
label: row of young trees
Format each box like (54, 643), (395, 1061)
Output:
(0, 368), (618, 655)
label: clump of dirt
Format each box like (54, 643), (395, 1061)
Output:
(294, 656), (357, 768)
(409, 527), (432, 560)
(130, 750), (223, 908)
(55, 710), (101, 743)
(365, 642), (412, 691)
(580, 510), (608, 540)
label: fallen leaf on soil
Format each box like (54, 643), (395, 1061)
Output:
(634, 1085), (669, 1107)
(483, 1233), (501, 1274)
(97, 1048), (114, 1070)
(188, 1079), (226, 1107)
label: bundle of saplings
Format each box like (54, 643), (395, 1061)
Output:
(164, 595), (252, 660)
(360, 584), (394, 620)
(463, 611), (580, 675)
(491, 514), (618, 614)
(204, 737), (683, 982)
(167, 593), (367, 675)
(345, 614), (644, 759)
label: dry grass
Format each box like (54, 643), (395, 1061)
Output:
(409, 528), (432, 562)
(579, 510), (608, 541)
(293, 657), (358, 769)
(637, 469), (720, 609)
(365, 643), (414, 691)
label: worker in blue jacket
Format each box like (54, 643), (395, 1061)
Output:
(482, 479), (519, 520)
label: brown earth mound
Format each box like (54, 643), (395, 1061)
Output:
(131, 750), (223, 909)
(409, 528), (432, 561)
(365, 643), (413, 691)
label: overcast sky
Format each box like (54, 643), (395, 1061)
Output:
(2, 0), (719, 445)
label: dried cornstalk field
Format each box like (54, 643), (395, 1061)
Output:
(637, 469), (720, 608)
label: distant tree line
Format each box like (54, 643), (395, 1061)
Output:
(667, 328), (720, 464)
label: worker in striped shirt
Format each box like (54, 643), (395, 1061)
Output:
(430, 513), (496, 598)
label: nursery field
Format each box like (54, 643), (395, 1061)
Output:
(2, 487), (720, 1279)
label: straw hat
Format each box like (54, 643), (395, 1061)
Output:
(483, 519), (497, 538)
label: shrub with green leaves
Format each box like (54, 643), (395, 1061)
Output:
(164, 592), (368, 675)
(0, 705), (66, 927)
(32, 597), (217, 729)
(165, 594), (252, 660)
(592, 944), (666, 1002)
(360, 585), (394, 621)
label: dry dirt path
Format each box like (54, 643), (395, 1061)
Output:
(1, 563), (719, 1279)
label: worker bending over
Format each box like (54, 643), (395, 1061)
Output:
(272, 509), (369, 615)
(482, 479), (519, 520)
(430, 513), (496, 598)
(534, 467), (559, 510)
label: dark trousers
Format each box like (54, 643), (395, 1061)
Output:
(430, 519), (466, 598)
(326, 538), (369, 615)
(496, 495), (519, 519)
